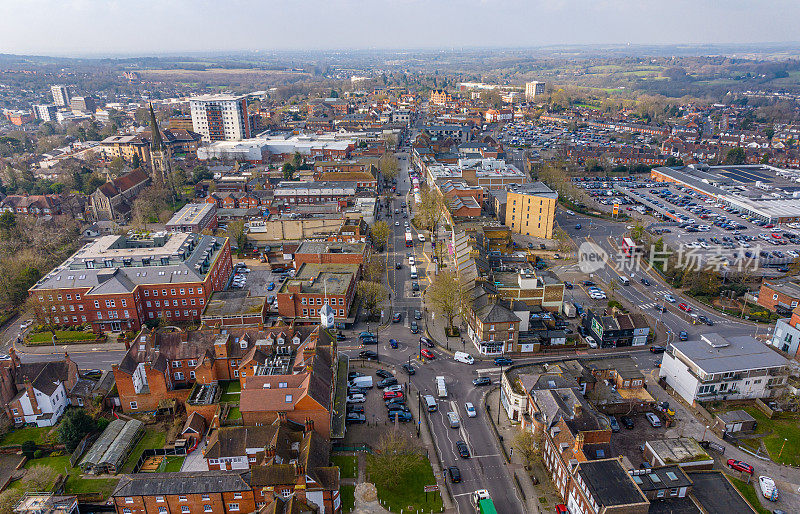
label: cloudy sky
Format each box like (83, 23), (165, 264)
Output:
(0, 0), (798, 56)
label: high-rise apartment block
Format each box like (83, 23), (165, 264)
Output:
(51, 85), (71, 107)
(33, 104), (58, 122)
(525, 81), (546, 100)
(190, 94), (252, 142)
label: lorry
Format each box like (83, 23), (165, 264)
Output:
(563, 302), (576, 319)
(470, 490), (496, 514)
(436, 376), (448, 398)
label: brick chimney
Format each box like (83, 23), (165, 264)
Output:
(8, 347), (20, 369)
(573, 402), (582, 419)
(24, 378), (40, 415)
(304, 418), (314, 434)
(574, 432), (585, 454)
(265, 445), (276, 460)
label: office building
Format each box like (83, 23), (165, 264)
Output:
(33, 104), (58, 122)
(70, 96), (97, 114)
(50, 85), (70, 107)
(502, 182), (558, 238)
(525, 81), (545, 100)
(190, 94), (252, 142)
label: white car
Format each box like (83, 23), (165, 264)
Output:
(465, 402), (477, 418)
(384, 385), (403, 393)
(664, 294), (677, 303)
(19, 319), (33, 330)
(395, 221), (400, 226)
(346, 394), (366, 403)
(409, 256), (415, 266)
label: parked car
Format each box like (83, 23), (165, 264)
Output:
(378, 377), (398, 389)
(267, 282), (275, 291)
(359, 350), (378, 360)
(387, 410), (412, 422)
(456, 440), (470, 458)
(472, 377), (491, 386)
(650, 345), (666, 353)
(645, 412), (662, 428)
(346, 404), (364, 414)
(83, 369), (103, 379)
(414, 310), (422, 320)
(608, 416), (620, 433)
(401, 363), (416, 375)
(448, 466), (462, 483)
(346, 413), (366, 424)
(383, 390), (403, 401)
(727, 459), (754, 475)
(375, 369), (392, 379)
(620, 416), (635, 429)
(392, 312), (402, 323)
(347, 394), (366, 404)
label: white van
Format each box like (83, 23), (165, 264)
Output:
(418, 234), (426, 242)
(454, 351), (474, 365)
(424, 395), (438, 412)
(619, 276), (630, 286)
(349, 376), (373, 389)
(585, 336), (598, 349)
(409, 266), (418, 279)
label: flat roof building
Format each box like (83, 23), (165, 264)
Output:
(166, 203), (218, 233)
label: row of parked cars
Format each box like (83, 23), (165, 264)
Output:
(346, 369), (415, 423)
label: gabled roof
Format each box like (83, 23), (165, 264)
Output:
(113, 470), (251, 497)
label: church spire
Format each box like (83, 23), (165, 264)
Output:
(149, 103), (164, 151)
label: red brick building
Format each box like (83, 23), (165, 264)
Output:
(758, 278), (800, 315)
(276, 263), (359, 321)
(29, 232), (232, 333)
(292, 242), (367, 270)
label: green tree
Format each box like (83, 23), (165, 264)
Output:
(21, 440), (36, 459)
(108, 157), (125, 173)
(282, 162), (296, 180)
(0, 211), (17, 238)
(370, 221), (390, 252)
(724, 147), (746, 165)
(131, 153), (141, 169)
(292, 152), (304, 169)
(227, 220), (247, 255)
(58, 408), (97, 451)
(427, 271), (464, 334)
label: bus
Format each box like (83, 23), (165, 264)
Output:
(622, 237), (639, 257)
(405, 232), (413, 247)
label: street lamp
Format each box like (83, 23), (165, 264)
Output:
(779, 438), (788, 459)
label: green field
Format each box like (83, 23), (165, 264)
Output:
(121, 429), (166, 473)
(730, 407), (800, 466)
(163, 456), (185, 472)
(340, 484), (355, 513)
(331, 455), (358, 479)
(28, 330), (96, 344)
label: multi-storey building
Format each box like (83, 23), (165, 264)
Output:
(50, 85), (70, 107)
(190, 94), (252, 142)
(29, 232), (232, 333)
(165, 203), (218, 233)
(272, 181), (357, 206)
(99, 130), (202, 166)
(276, 263), (359, 322)
(429, 89), (452, 105)
(525, 81), (545, 100)
(659, 333), (788, 405)
(33, 104), (58, 122)
(502, 182), (558, 238)
(292, 242), (367, 270)
(758, 277), (800, 315)
(70, 96), (96, 114)
(769, 306), (800, 360)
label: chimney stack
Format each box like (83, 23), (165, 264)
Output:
(24, 378), (40, 415)
(573, 402), (582, 419)
(574, 432), (585, 453)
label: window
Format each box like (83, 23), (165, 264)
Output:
(773, 294), (779, 300)
(156, 497), (165, 503)
(190, 371), (195, 379)
(121, 299), (127, 307)
(285, 394), (293, 403)
(228, 505), (239, 512)
(159, 508), (167, 514)
(181, 507), (190, 514)
(179, 496), (188, 502)
(175, 372), (184, 380)
(301, 298), (307, 305)
(203, 507), (212, 513)
(201, 495), (210, 501)
(94, 300), (100, 308)
(173, 361), (182, 368)
(233, 493), (242, 499)
(75, 294), (81, 300)
(130, 401), (137, 410)
(125, 498), (134, 504)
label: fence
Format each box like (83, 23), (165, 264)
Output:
(331, 444), (373, 454)
(70, 433), (95, 467)
(132, 446), (188, 473)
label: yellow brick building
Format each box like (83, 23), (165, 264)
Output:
(504, 182), (558, 238)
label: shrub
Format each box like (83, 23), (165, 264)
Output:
(21, 440), (36, 459)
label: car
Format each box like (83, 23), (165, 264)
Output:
(564, 281), (573, 289)
(456, 440), (470, 458)
(359, 331), (376, 340)
(727, 459), (754, 475)
(575, 224), (582, 230)
(389, 338), (398, 349)
(401, 363), (416, 375)
(392, 312), (402, 323)
(336, 333), (347, 341)
(646, 412), (662, 427)
(650, 345), (666, 353)
(448, 466), (462, 483)
(378, 377), (398, 389)
(654, 304), (667, 313)
(465, 402), (477, 418)
(620, 416), (634, 429)
(385, 397), (406, 407)
(410, 321), (419, 334)
(640, 278), (651, 286)
(348, 386), (368, 395)
(582, 280), (595, 286)
(414, 310), (422, 320)
(395, 221), (400, 226)
(19, 319), (33, 330)
(375, 369), (393, 379)
(267, 282), (275, 291)
(346, 413), (366, 424)
(420, 348), (435, 359)
(678, 331), (688, 341)
(395, 262), (402, 270)
(698, 315), (714, 326)
(678, 302), (692, 313)
(359, 350), (378, 360)
(608, 416), (620, 432)
(447, 411), (460, 428)
(472, 377), (491, 386)
(420, 337), (434, 348)
(361, 336), (377, 344)
(348, 371), (364, 380)
(411, 282), (420, 291)
(664, 294), (677, 303)
(494, 357), (513, 366)
(83, 369), (103, 379)
(388, 410), (412, 422)
(346, 394), (366, 403)
(383, 390), (403, 400)
(346, 404), (364, 414)
(384, 384), (403, 393)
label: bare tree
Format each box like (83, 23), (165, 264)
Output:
(356, 281), (388, 319)
(370, 221), (390, 252)
(427, 271), (464, 335)
(513, 429), (542, 469)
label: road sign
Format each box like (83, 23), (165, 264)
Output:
(424, 485), (439, 493)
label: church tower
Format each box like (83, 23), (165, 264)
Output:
(148, 104), (171, 184)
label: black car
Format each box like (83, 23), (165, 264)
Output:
(385, 397), (406, 407)
(410, 321), (419, 334)
(640, 278), (651, 286)
(402, 363), (416, 375)
(472, 377), (491, 386)
(564, 281), (573, 289)
(650, 345), (666, 354)
(420, 337), (435, 348)
(448, 466), (462, 483)
(414, 310), (422, 320)
(653, 304), (667, 313)
(359, 350), (378, 360)
(347, 404), (364, 414)
(348, 371), (364, 381)
(336, 333), (347, 341)
(494, 357), (513, 366)
(456, 440), (470, 458)
(346, 413), (366, 424)
(378, 377), (398, 389)
(411, 282), (420, 291)
(375, 369), (393, 379)
(395, 263), (402, 269)
(620, 416), (635, 429)
(697, 315), (713, 326)
(582, 280), (595, 286)
(387, 404), (411, 414)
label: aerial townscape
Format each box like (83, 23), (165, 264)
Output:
(4, 3), (800, 514)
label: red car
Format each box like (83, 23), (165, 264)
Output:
(420, 348), (435, 359)
(678, 303), (692, 313)
(727, 459), (754, 475)
(383, 390), (404, 400)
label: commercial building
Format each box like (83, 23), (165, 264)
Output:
(200, 291), (266, 329)
(501, 182), (558, 238)
(50, 85), (70, 107)
(276, 263), (359, 322)
(525, 81), (546, 100)
(29, 232), (232, 333)
(423, 124), (470, 142)
(769, 306), (800, 360)
(659, 333), (789, 405)
(165, 203), (218, 233)
(190, 94), (252, 142)
(196, 134), (356, 163)
(429, 89), (452, 105)
(757, 277), (800, 315)
(426, 158), (527, 189)
(292, 241), (367, 269)
(272, 181), (357, 205)
(33, 104), (58, 122)
(70, 96), (96, 114)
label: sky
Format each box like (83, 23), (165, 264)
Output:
(0, 0), (798, 56)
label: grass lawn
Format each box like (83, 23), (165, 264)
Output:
(163, 456), (185, 472)
(729, 476), (771, 514)
(366, 453), (443, 513)
(28, 330), (96, 343)
(121, 429), (167, 473)
(340, 485), (355, 513)
(221, 380), (241, 393)
(219, 393), (240, 403)
(0, 426), (53, 446)
(227, 407), (242, 420)
(732, 407), (800, 466)
(331, 455), (358, 480)
(65, 476), (120, 497)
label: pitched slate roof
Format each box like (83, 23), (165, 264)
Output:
(113, 470), (251, 497)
